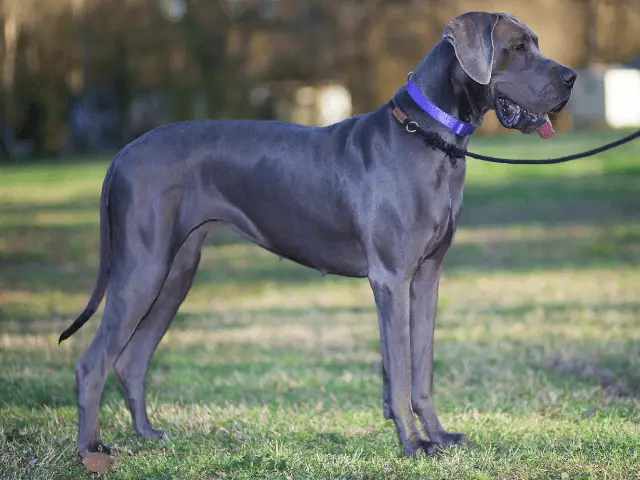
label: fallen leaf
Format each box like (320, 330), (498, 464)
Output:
(82, 452), (111, 475)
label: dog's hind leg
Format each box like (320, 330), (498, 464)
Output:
(114, 223), (210, 440)
(75, 262), (172, 454)
(74, 189), (186, 454)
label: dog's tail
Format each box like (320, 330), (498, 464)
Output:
(59, 161), (115, 343)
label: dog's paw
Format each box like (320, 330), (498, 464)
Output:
(403, 440), (448, 458)
(402, 436), (438, 458)
(81, 441), (112, 456)
(402, 444), (426, 458)
(419, 440), (447, 457)
(429, 431), (472, 448)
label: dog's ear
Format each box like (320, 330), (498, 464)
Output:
(496, 12), (518, 23)
(443, 12), (500, 85)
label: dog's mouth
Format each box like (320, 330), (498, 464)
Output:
(496, 97), (568, 140)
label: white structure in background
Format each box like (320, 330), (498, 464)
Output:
(316, 85), (352, 126)
(604, 69), (640, 128)
(569, 67), (640, 128)
(293, 84), (352, 127)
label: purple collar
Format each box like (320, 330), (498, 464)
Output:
(406, 79), (475, 136)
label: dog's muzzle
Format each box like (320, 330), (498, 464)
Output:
(496, 97), (557, 139)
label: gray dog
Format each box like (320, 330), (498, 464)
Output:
(60, 11), (575, 457)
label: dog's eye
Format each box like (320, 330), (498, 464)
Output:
(512, 44), (526, 52)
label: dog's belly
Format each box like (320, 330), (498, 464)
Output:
(194, 130), (369, 277)
(203, 170), (369, 277)
(228, 214), (369, 278)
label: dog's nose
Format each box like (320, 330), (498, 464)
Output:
(561, 69), (577, 88)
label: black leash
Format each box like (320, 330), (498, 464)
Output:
(389, 100), (640, 167)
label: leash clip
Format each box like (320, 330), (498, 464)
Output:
(405, 121), (418, 133)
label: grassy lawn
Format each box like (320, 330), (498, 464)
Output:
(1, 130), (639, 479)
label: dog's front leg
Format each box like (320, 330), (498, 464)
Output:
(370, 275), (424, 457)
(409, 255), (470, 450)
(381, 363), (391, 419)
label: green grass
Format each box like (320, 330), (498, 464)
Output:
(1, 131), (639, 479)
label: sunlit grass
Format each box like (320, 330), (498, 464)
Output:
(1, 130), (639, 478)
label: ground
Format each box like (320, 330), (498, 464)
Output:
(0, 131), (639, 479)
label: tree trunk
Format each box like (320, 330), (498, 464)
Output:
(586, 0), (599, 66)
(2, 3), (19, 157)
(182, 1), (230, 118)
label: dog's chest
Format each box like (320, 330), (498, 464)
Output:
(412, 156), (464, 258)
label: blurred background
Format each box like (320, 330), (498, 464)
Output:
(0, 0), (639, 159)
(1, 2), (640, 477)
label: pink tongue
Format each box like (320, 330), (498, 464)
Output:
(538, 120), (555, 140)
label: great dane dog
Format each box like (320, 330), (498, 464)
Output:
(60, 11), (575, 457)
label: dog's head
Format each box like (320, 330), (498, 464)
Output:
(443, 12), (576, 138)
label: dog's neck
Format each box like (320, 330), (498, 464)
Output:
(394, 40), (491, 144)
(449, 59), (493, 127)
